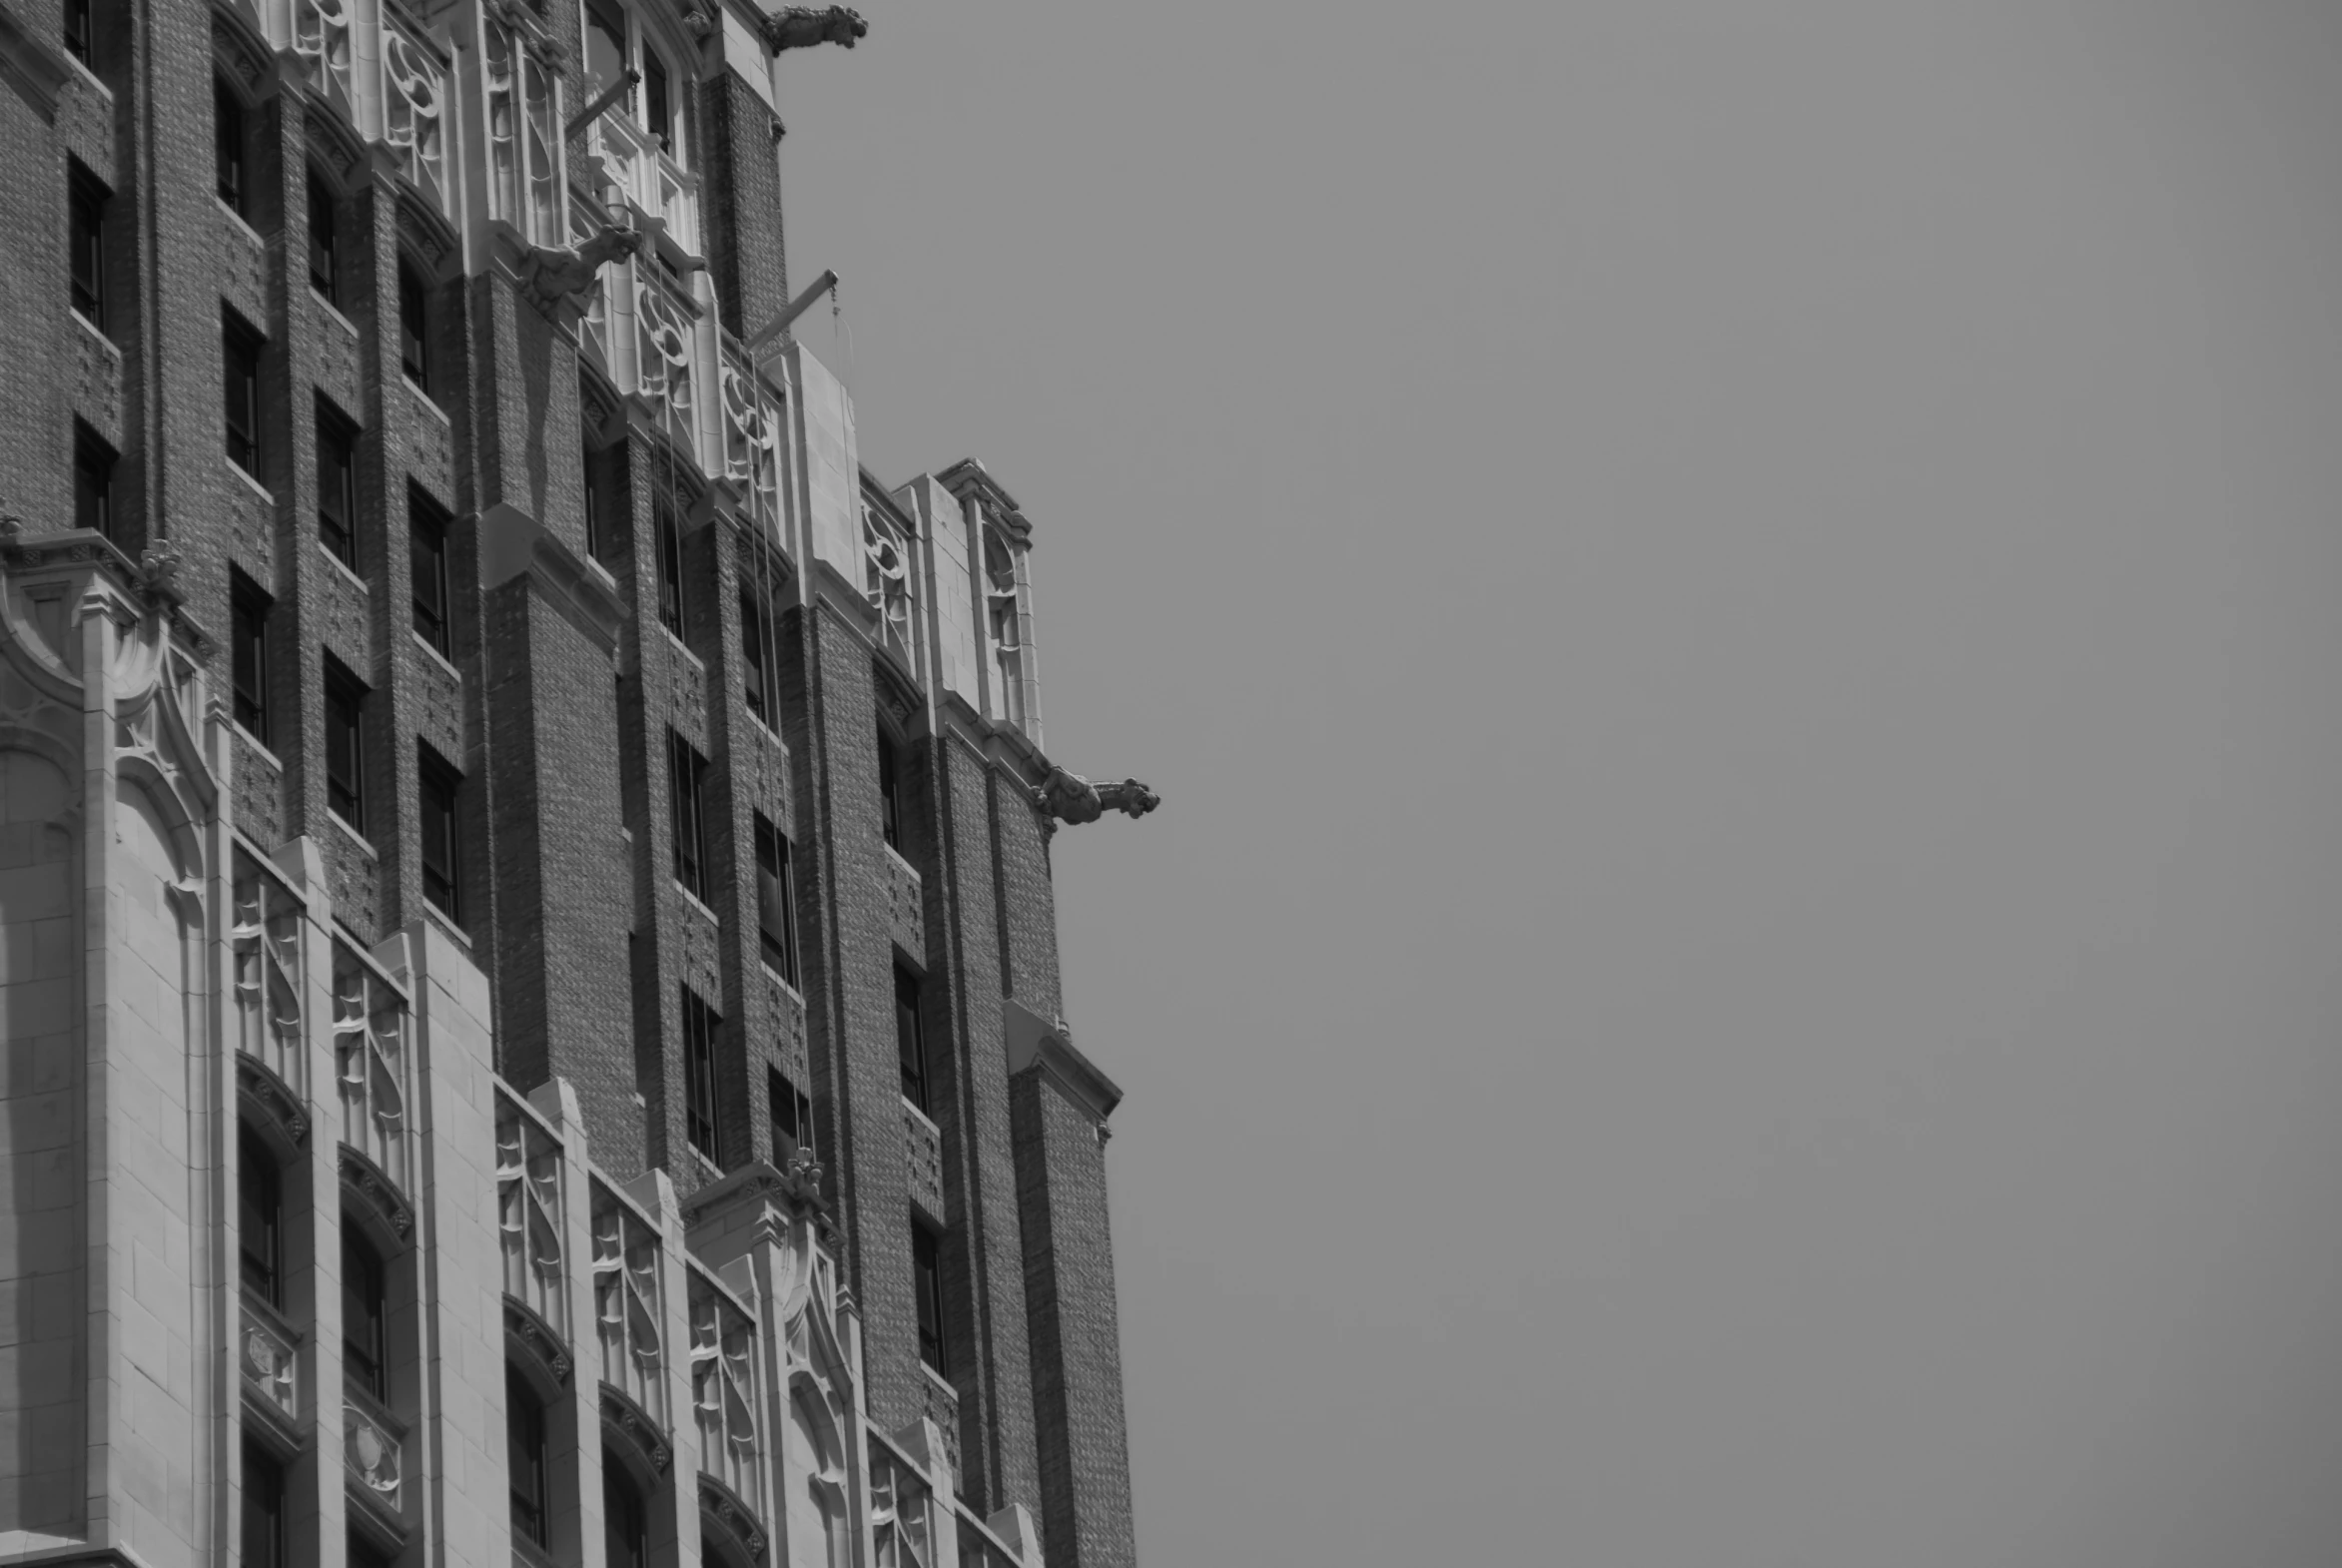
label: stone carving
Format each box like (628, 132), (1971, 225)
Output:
(762, 5), (867, 52)
(504, 1296), (573, 1386)
(594, 1186), (668, 1426)
(140, 538), (184, 605)
(237, 1055), (310, 1149)
(241, 1301), (300, 1422)
(345, 1398), (404, 1512)
(691, 1274), (762, 1504)
(341, 1144), (415, 1239)
(336, 944), (410, 1195)
(863, 502), (917, 666)
(699, 1472), (767, 1561)
(497, 1095), (567, 1337)
(601, 1381), (672, 1476)
(870, 1442), (934, 1568)
(382, 24), (448, 213)
(1032, 766), (1161, 826)
(520, 223), (645, 313)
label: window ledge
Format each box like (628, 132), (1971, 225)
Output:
(329, 811), (376, 859)
(661, 626), (703, 670)
(216, 196), (264, 248)
(311, 288), (359, 338)
(584, 554), (619, 591)
(62, 51), (108, 99)
(409, 628), (459, 680)
(920, 1361), (960, 1404)
(901, 1096), (939, 1138)
(226, 458), (274, 503)
(673, 883), (721, 927)
(320, 541), (369, 591)
(232, 723), (282, 769)
(421, 901), (468, 951)
(71, 309), (117, 359)
(401, 377), (447, 422)
(758, 961), (803, 1005)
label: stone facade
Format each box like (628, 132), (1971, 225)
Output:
(0, 2), (1149, 1565)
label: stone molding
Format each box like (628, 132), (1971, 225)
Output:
(1005, 998), (1124, 1127)
(697, 1471), (767, 1562)
(236, 1052), (311, 1149)
(503, 1294), (572, 1386)
(340, 1142), (416, 1240)
(600, 1380), (673, 1478)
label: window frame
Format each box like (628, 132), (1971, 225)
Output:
(768, 1065), (813, 1161)
(581, 0), (686, 163)
(215, 75), (249, 216)
(74, 421), (115, 540)
(223, 311), (266, 477)
(876, 725), (905, 853)
(912, 1222), (949, 1377)
(682, 984), (720, 1164)
(324, 655), (368, 834)
(307, 166), (342, 308)
(740, 587), (780, 727)
(316, 397), (360, 569)
(231, 571), (273, 744)
(68, 164), (106, 333)
(507, 1364), (552, 1549)
(409, 486), (450, 655)
(895, 965), (928, 1115)
(604, 1463), (650, 1568)
(239, 1127), (284, 1309)
(753, 811), (798, 987)
(397, 259), (431, 392)
(243, 1439), (288, 1568)
(417, 743), (462, 927)
(342, 1224), (390, 1403)
(666, 727), (707, 901)
(63, 0), (93, 66)
(654, 499), (686, 638)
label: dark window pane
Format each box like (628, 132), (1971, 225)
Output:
(326, 659), (366, 832)
(507, 1365), (550, 1548)
(239, 1129), (282, 1307)
(683, 985), (719, 1162)
(655, 502), (685, 637)
(343, 1227), (388, 1401)
(754, 814), (798, 986)
(896, 967), (927, 1113)
(769, 1067), (813, 1161)
(398, 264), (429, 390)
(308, 170), (339, 306)
(74, 426), (113, 540)
(741, 589), (782, 726)
(583, 449), (607, 563)
(317, 405), (358, 568)
(644, 50), (671, 153)
(69, 170), (104, 331)
(215, 78), (246, 214)
(605, 1465), (648, 1568)
(667, 729), (706, 900)
(584, 0), (628, 110)
(419, 746), (460, 925)
(409, 492), (448, 654)
(350, 1529), (392, 1568)
(64, 0), (92, 65)
(243, 1441), (286, 1568)
(232, 573), (271, 743)
(913, 1224), (948, 1375)
(877, 727), (902, 851)
(224, 316), (263, 475)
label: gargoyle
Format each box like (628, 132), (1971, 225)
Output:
(518, 224), (647, 312)
(141, 538), (186, 605)
(1034, 765), (1161, 827)
(761, 5), (866, 52)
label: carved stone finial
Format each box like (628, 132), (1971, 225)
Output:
(1033, 765), (1161, 827)
(141, 538), (187, 605)
(761, 5), (867, 53)
(0, 489), (23, 542)
(518, 225), (647, 312)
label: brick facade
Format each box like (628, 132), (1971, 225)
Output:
(0, 2), (1147, 1564)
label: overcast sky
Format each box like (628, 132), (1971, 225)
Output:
(779, 5), (2342, 1563)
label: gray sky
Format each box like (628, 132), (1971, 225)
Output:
(779, 5), (2342, 1563)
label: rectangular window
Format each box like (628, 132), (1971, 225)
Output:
(913, 1223), (948, 1376)
(74, 423), (114, 540)
(741, 589), (780, 726)
(418, 744), (461, 926)
(643, 49), (671, 153)
(350, 1530), (392, 1568)
(753, 812), (798, 986)
(231, 572), (272, 743)
(63, 0), (92, 65)
(224, 312), (264, 476)
(69, 166), (105, 332)
(667, 728), (707, 901)
(243, 1441), (287, 1568)
(655, 501), (685, 637)
(317, 400), (359, 568)
(325, 656), (366, 833)
(769, 1066), (813, 1161)
(215, 78), (247, 215)
(507, 1365), (550, 1549)
(410, 488), (449, 655)
(583, 0), (628, 112)
(604, 1466), (648, 1568)
(682, 985), (720, 1163)
(582, 447), (609, 564)
(896, 966), (928, 1114)
(238, 1128), (282, 1308)
(877, 726), (904, 851)
(343, 1227), (389, 1402)
(308, 169), (340, 307)
(398, 262), (430, 392)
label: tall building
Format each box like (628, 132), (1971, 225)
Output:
(0, 3), (1156, 1566)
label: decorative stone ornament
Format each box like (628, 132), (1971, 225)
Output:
(761, 5), (867, 53)
(1032, 765), (1161, 826)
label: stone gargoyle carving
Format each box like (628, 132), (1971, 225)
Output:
(141, 538), (186, 605)
(518, 224), (647, 313)
(1033, 766), (1161, 827)
(761, 5), (866, 52)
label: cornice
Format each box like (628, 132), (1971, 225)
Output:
(0, 0), (74, 121)
(936, 457), (1032, 542)
(1004, 997), (1124, 1126)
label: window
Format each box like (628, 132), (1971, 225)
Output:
(239, 1128), (283, 1308)
(896, 966), (928, 1114)
(343, 1226), (389, 1402)
(410, 488), (449, 654)
(753, 813), (798, 986)
(654, 500), (685, 637)
(643, 48), (672, 154)
(876, 726), (905, 852)
(69, 165), (105, 332)
(74, 423), (114, 540)
(666, 728), (707, 900)
(682, 985), (720, 1163)
(398, 261), (430, 392)
(741, 589), (779, 726)
(223, 313), (264, 476)
(325, 657), (367, 832)
(604, 1465), (649, 1568)
(242, 1440), (287, 1568)
(317, 400), (359, 568)
(583, 0), (683, 163)
(215, 78), (248, 215)
(912, 1223), (948, 1376)
(418, 744), (461, 925)
(769, 1066), (813, 1161)
(583, 446), (611, 564)
(231, 572), (272, 743)
(583, 0), (628, 111)
(63, 0), (91, 65)
(307, 169), (341, 307)
(349, 1530), (393, 1568)
(507, 1365), (551, 1549)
